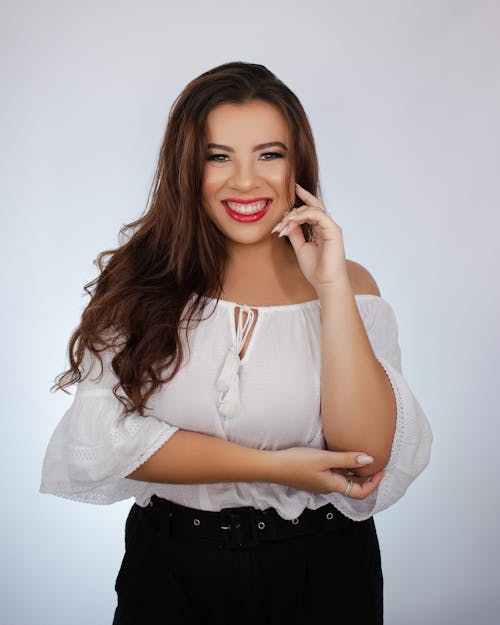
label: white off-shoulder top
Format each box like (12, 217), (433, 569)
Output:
(39, 294), (433, 521)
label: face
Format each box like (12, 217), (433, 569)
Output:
(201, 99), (295, 247)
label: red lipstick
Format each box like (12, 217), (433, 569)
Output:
(222, 199), (272, 223)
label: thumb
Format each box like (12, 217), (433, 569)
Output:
(324, 451), (374, 469)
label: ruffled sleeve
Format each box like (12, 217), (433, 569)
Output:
(39, 346), (179, 505)
(326, 295), (433, 521)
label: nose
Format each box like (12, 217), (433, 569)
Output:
(228, 159), (259, 191)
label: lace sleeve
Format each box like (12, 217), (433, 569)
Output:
(39, 347), (179, 505)
(325, 296), (433, 521)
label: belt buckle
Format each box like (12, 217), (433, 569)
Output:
(219, 506), (259, 549)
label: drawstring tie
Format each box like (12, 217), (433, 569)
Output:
(216, 305), (255, 419)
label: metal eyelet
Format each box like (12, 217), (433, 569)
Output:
(257, 521), (266, 530)
(193, 518), (201, 526)
(291, 518), (299, 525)
(326, 512), (334, 520)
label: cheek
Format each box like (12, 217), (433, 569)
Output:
(266, 165), (294, 203)
(264, 166), (288, 190)
(201, 169), (224, 202)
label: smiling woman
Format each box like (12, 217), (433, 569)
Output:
(40, 62), (432, 625)
(202, 101), (293, 233)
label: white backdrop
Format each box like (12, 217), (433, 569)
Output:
(1, 1), (499, 623)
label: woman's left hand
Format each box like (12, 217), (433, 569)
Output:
(272, 184), (349, 293)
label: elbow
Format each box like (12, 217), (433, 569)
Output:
(351, 456), (389, 478)
(328, 445), (390, 478)
(325, 436), (393, 478)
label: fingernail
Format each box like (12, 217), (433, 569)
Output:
(271, 223), (282, 234)
(295, 183), (301, 187)
(357, 454), (374, 464)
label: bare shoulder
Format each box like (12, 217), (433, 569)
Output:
(346, 259), (381, 296)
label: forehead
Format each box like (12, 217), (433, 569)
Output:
(205, 100), (290, 143)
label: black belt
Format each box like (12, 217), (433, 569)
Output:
(144, 495), (355, 549)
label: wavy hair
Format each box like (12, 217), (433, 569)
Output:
(51, 61), (320, 416)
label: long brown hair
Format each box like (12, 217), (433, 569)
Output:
(51, 61), (320, 416)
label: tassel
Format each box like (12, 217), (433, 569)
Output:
(216, 305), (255, 420)
(216, 343), (241, 419)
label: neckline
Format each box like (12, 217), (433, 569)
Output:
(196, 292), (381, 311)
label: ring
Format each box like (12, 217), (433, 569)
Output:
(343, 480), (353, 497)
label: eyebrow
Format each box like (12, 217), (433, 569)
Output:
(207, 141), (288, 152)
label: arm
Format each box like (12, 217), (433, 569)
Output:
(126, 429), (274, 483)
(274, 190), (431, 517)
(321, 288), (433, 520)
(318, 280), (397, 477)
(40, 345), (384, 503)
(274, 190), (396, 477)
(126, 429), (385, 498)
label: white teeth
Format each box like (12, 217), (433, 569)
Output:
(226, 200), (269, 214)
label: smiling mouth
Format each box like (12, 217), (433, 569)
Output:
(222, 199), (271, 215)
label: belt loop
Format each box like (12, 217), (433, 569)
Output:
(151, 495), (172, 542)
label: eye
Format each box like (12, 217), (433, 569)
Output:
(260, 152), (284, 161)
(207, 153), (229, 162)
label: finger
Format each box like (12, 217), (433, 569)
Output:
(271, 211), (298, 234)
(277, 219), (302, 238)
(337, 467), (380, 479)
(346, 470), (385, 500)
(273, 205), (333, 235)
(324, 451), (375, 469)
(356, 469), (385, 488)
(285, 207), (338, 230)
(332, 469), (371, 484)
(295, 183), (326, 209)
(285, 217), (307, 248)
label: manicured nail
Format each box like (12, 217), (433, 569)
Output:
(271, 223), (282, 234)
(295, 183), (301, 187)
(357, 454), (374, 464)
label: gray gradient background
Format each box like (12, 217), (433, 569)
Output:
(1, 1), (499, 623)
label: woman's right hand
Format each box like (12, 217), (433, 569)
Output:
(272, 447), (385, 499)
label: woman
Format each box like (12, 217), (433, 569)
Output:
(40, 62), (433, 624)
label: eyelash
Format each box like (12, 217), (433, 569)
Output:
(206, 152), (284, 162)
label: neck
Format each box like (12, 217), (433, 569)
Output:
(226, 236), (294, 272)
(222, 237), (309, 303)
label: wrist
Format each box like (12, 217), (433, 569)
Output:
(316, 280), (353, 301)
(265, 449), (288, 486)
(242, 447), (281, 483)
(249, 448), (286, 486)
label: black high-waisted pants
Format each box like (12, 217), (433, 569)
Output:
(112, 497), (383, 624)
